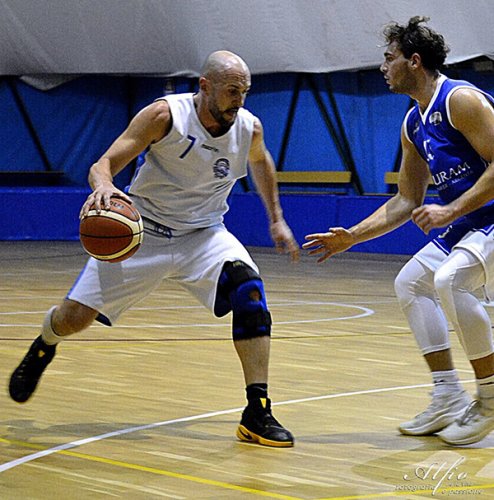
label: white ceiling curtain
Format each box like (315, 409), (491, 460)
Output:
(1, 0), (493, 77)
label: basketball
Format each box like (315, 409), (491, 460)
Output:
(79, 197), (144, 263)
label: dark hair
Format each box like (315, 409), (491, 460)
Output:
(383, 16), (450, 71)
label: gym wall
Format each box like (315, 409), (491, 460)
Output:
(1, 67), (491, 253)
(2, 0), (493, 253)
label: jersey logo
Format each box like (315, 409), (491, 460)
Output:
(423, 139), (435, 161)
(431, 161), (473, 186)
(429, 111), (443, 125)
(438, 225), (452, 239)
(213, 158), (230, 178)
(201, 143), (220, 153)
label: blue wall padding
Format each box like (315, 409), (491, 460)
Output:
(243, 71), (411, 193)
(224, 192), (439, 255)
(5, 78), (129, 183)
(0, 187), (90, 240)
(0, 187), (438, 255)
(3, 70), (492, 194)
(1, 68), (487, 254)
(1, 83), (46, 172)
(1, 76), (196, 188)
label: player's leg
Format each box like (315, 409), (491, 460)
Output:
(430, 248), (494, 445)
(9, 231), (170, 403)
(9, 300), (97, 403)
(216, 260), (293, 447)
(177, 225), (293, 447)
(394, 255), (470, 435)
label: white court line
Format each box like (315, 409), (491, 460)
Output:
(0, 381), (474, 474)
(0, 301), (372, 312)
(0, 302), (375, 327)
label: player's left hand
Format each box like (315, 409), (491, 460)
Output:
(270, 220), (300, 262)
(412, 203), (456, 234)
(303, 227), (355, 263)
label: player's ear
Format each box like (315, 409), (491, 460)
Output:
(409, 53), (421, 69)
(199, 76), (210, 94)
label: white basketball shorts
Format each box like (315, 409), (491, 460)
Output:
(67, 221), (258, 325)
(414, 225), (494, 300)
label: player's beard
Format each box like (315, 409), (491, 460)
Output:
(388, 69), (417, 96)
(209, 103), (238, 134)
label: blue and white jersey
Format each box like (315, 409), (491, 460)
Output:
(404, 75), (494, 248)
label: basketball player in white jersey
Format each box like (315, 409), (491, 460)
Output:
(304, 17), (494, 445)
(9, 51), (299, 447)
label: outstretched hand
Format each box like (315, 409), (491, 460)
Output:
(270, 220), (300, 262)
(303, 227), (355, 263)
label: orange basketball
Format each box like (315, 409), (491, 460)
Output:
(79, 197), (144, 263)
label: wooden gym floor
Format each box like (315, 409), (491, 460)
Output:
(1, 241), (494, 499)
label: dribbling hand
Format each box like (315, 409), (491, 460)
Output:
(80, 184), (133, 219)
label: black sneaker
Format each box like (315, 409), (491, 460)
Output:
(9, 336), (56, 403)
(236, 397), (294, 447)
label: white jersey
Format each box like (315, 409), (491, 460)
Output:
(129, 93), (256, 230)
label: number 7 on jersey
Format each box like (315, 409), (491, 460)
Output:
(179, 135), (196, 159)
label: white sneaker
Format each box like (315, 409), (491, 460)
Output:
(438, 399), (494, 445)
(398, 390), (471, 436)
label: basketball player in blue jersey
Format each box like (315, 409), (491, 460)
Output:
(9, 51), (300, 447)
(304, 16), (494, 445)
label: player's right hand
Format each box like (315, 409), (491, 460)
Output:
(302, 227), (355, 263)
(80, 184), (132, 219)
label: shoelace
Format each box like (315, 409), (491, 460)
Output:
(416, 392), (465, 418)
(416, 393), (445, 417)
(458, 400), (481, 426)
(260, 410), (281, 428)
(17, 344), (52, 376)
(16, 352), (36, 376)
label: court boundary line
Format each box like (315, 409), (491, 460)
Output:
(0, 440), (302, 500)
(0, 381), (475, 474)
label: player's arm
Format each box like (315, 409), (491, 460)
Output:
(81, 100), (172, 216)
(303, 125), (430, 262)
(248, 117), (299, 262)
(412, 89), (494, 233)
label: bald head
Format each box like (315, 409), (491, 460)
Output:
(196, 50), (251, 136)
(201, 51), (250, 81)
